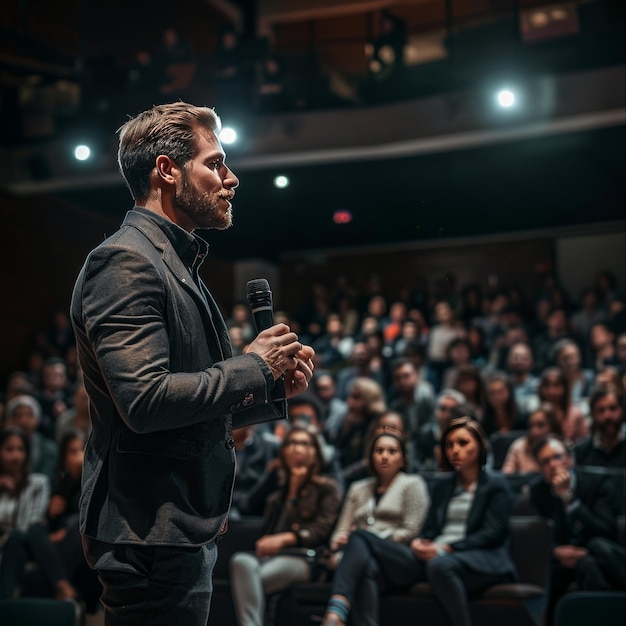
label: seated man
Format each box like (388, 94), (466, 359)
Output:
(530, 436), (626, 625)
(575, 387), (625, 468)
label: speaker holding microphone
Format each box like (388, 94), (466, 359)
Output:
(246, 278), (288, 419)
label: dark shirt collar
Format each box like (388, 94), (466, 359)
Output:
(132, 206), (209, 271)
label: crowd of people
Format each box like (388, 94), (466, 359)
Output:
(0, 267), (625, 624)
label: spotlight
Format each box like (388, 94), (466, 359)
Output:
(333, 209), (352, 224)
(497, 89), (516, 108)
(273, 175), (290, 189)
(74, 145), (91, 161)
(219, 127), (237, 144)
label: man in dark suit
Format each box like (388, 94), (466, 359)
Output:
(530, 436), (626, 625)
(70, 102), (315, 625)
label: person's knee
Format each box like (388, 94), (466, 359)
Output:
(586, 537), (612, 559)
(426, 555), (456, 581)
(229, 551), (259, 578)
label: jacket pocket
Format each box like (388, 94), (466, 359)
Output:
(116, 430), (189, 460)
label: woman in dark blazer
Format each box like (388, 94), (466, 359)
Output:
(322, 416), (517, 626)
(230, 425), (341, 626)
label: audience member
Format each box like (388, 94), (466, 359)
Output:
(506, 342), (540, 419)
(537, 367), (589, 445)
(0, 430), (92, 603)
(311, 372), (347, 430)
(37, 357), (71, 440)
(570, 288), (606, 346)
(230, 425), (281, 518)
(229, 426), (340, 626)
(530, 436), (626, 625)
(482, 371), (524, 437)
(55, 381), (91, 443)
(4, 395), (58, 485)
(415, 389), (466, 470)
(501, 403), (561, 474)
(324, 430), (429, 578)
(450, 365), (485, 421)
(321, 416), (517, 626)
(341, 411), (408, 488)
(532, 307), (571, 373)
(427, 301), (463, 390)
(574, 388), (625, 468)
(325, 378), (387, 469)
(554, 339), (594, 412)
(335, 342), (386, 401)
(587, 321), (619, 372)
(0, 428), (50, 555)
(441, 338), (473, 391)
(313, 313), (354, 369)
(388, 357), (436, 450)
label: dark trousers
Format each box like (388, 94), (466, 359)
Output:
(83, 535), (217, 626)
(331, 529), (512, 626)
(546, 538), (626, 626)
(0, 522), (84, 599)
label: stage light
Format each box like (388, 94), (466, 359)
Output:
(273, 175), (290, 189)
(74, 145), (91, 161)
(497, 89), (516, 108)
(219, 127), (237, 144)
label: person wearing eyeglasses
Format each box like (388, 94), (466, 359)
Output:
(529, 435), (626, 625)
(229, 425), (340, 626)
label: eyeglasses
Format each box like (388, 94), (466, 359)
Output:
(285, 439), (313, 449)
(349, 393), (363, 400)
(538, 452), (565, 467)
(437, 404), (454, 412)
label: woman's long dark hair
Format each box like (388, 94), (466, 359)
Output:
(483, 371), (518, 435)
(0, 427), (31, 495)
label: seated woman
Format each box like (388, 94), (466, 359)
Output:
(502, 403), (561, 474)
(229, 425), (341, 626)
(0, 429), (95, 603)
(322, 416), (517, 626)
(328, 429), (429, 573)
(0, 428), (50, 559)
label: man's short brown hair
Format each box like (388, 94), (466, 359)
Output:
(117, 102), (221, 200)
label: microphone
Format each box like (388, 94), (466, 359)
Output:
(246, 278), (287, 417)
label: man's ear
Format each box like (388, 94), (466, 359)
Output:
(155, 155), (179, 185)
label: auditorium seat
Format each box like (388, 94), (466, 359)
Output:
(0, 597), (79, 626)
(277, 516), (552, 626)
(554, 590), (626, 626)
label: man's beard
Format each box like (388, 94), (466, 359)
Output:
(597, 419), (621, 439)
(175, 172), (232, 230)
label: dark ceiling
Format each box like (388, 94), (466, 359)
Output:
(53, 123), (625, 261)
(2, 0), (625, 262)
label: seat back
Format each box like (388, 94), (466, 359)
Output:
(554, 591), (626, 626)
(0, 598), (78, 626)
(508, 516), (552, 588)
(489, 431), (528, 471)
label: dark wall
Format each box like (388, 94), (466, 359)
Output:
(0, 193), (235, 379)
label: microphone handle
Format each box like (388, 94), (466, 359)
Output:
(251, 307), (287, 404)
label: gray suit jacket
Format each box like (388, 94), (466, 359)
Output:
(71, 208), (280, 547)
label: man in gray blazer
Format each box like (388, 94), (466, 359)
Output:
(70, 102), (315, 625)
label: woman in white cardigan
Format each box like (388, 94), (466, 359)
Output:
(327, 428), (430, 569)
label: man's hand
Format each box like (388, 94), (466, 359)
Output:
(551, 468), (572, 501)
(284, 344), (315, 398)
(255, 532), (297, 557)
(246, 324), (312, 384)
(554, 545), (587, 568)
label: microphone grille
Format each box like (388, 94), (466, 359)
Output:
(246, 278), (271, 297)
